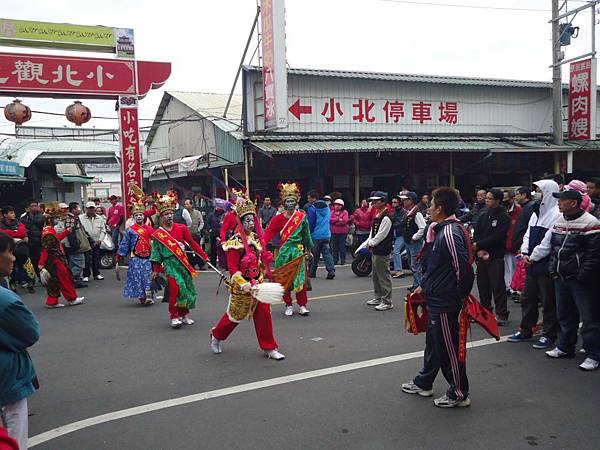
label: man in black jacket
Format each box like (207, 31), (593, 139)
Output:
(458, 189), (486, 225)
(20, 200), (44, 279)
(473, 189), (511, 325)
(511, 187), (536, 253)
(402, 187), (474, 408)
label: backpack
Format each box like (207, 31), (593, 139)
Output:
(456, 222), (475, 300)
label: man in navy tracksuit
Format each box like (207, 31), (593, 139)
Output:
(402, 187), (474, 408)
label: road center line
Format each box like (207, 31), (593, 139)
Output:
(29, 335), (508, 447)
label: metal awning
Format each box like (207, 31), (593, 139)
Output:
(0, 175), (27, 183)
(57, 174), (94, 184)
(249, 135), (597, 155)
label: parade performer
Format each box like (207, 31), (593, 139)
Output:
(210, 192), (285, 360)
(117, 185), (155, 306)
(264, 182), (313, 316)
(150, 190), (209, 328)
(38, 202), (84, 308)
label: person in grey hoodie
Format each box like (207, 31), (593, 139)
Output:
(308, 198), (335, 280)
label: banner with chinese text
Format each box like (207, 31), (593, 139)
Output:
(118, 97), (142, 215)
(569, 58), (596, 141)
(261, 0), (288, 130)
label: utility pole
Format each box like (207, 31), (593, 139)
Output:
(552, 0), (564, 146)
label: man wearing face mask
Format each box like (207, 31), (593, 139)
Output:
(264, 182), (313, 316)
(117, 186), (155, 306)
(150, 190), (208, 329)
(508, 180), (561, 349)
(210, 193), (284, 360)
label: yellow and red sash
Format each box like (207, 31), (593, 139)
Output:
(280, 210), (305, 247)
(153, 227), (197, 275)
(130, 223), (151, 244)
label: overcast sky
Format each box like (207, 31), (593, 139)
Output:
(0, 0), (596, 134)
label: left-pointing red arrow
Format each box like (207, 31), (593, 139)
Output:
(289, 98), (313, 120)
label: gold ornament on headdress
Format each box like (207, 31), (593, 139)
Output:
(129, 183), (147, 215)
(279, 182), (300, 201)
(231, 189), (256, 217)
(153, 190), (178, 214)
(43, 201), (63, 218)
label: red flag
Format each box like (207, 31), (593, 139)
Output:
(466, 294), (500, 340)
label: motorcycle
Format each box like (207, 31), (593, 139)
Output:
(99, 228), (117, 270)
(351, 246), (410, 277)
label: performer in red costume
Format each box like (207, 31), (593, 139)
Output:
(38, 202), (84, 308)
(150, 190), (209, 328)
(210, 191), (285, 360)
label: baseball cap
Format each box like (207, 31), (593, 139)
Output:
(86, 201), (96, 208)
(59, 203), (68, 209)
(552, 190), (582, 202)
(333, 199), (344, 206)
(368, 191), (387, 201)
(401, 191), (419, 203)
(109, 194), (118, 200)
(323, 195), (332, 201)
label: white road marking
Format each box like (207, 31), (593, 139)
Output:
(29, 335), (508, 447)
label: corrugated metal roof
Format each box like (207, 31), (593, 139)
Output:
(244, 66), (571, 90)
(1, 139), (120, 166)
(145, 91), (243, 148)
(249, 135), (589, 154)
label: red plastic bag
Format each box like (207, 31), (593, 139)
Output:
(511, 258), (526, 293)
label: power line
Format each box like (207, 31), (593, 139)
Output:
(378, 0), (551, 12)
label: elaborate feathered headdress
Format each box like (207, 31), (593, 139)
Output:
(43, 201), (63, 218)
(231, 189), (256, 217)
(153, 190), (178, 214)
(129, 183), (147, 215)
(278, 182), (301, 201)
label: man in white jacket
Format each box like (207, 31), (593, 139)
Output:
(79, 202), (107, 281)
(508, 180), (561, 349)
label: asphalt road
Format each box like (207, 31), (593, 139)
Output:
(18, 263), (600, 450)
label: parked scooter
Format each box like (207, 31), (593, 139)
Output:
(99, 227), (117, 269)
(351, 246), (410, 277)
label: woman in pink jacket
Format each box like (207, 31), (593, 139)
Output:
(352, 199), (373, 249)
(330, 199), (350, 265)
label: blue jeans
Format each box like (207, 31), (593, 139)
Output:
(310, 239), (335, 276)
(111, 227), (121, 247)
(555, 278), (600, 361)
(331, 233), (347, 265)
(68, 253), (85, 282)
(405, 239), (424, 289)
(392, 236), (405, 272)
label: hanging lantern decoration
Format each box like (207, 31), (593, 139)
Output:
(65, 101), (92, 126)
(4, 99), (32, 125)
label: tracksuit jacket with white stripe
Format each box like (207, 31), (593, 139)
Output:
(421, 219), (473, 313)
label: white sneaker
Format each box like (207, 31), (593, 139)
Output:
(68, 297), (85, 306)
(94, 275), (105, 280)
(266, 349), (286, 360)
(181, 316), (195, 325)
(545, 347), (573, 358)
(45, 303), (65, 309)
(366, 298), (381, 306)
(144, 298), (155, 306)
(579, 357), (599, 371)
(210, 334), (222, 354)
(375, 303), (393, 311)
(285, 306), (293, 316)
(299, 306), (310, 316)
(170, 317), (183, 329)
(434, 394), (471, 408)
(82, 277), (89, 283)
(401, 381), (433, 397)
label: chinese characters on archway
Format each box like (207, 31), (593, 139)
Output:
(568, 58), (596, 140)
(294, 97), (459, 126)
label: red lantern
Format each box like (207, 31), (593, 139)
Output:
(65, 101), (92, 126)
(4, 99), (32, 125)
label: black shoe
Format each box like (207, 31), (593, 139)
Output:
(326, 272), (335, 280)
(26, 286), (35, 294)
(75, 283), (88, 289)
(309, 273), (316, 279)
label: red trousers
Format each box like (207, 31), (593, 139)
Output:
(167, 276), (189, 319)
(46, 260), (78, 306)
(283, 289), (308, 307)
(212, 301), (278, 351)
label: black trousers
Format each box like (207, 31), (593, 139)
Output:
(414, 310), (469, 400)
(476, 258), (508, 320)
(29, 241), (41, 276)
(83, 246), (100, 278)
(519, 273), (559, 339)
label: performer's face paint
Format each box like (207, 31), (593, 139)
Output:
(134, 212), (145, 224)
(284, 198), (296, 211)
(242, 214), (255, 232)
(161, 210), (174, 226)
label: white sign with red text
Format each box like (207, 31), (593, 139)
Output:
(569, 58), (596, 141)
